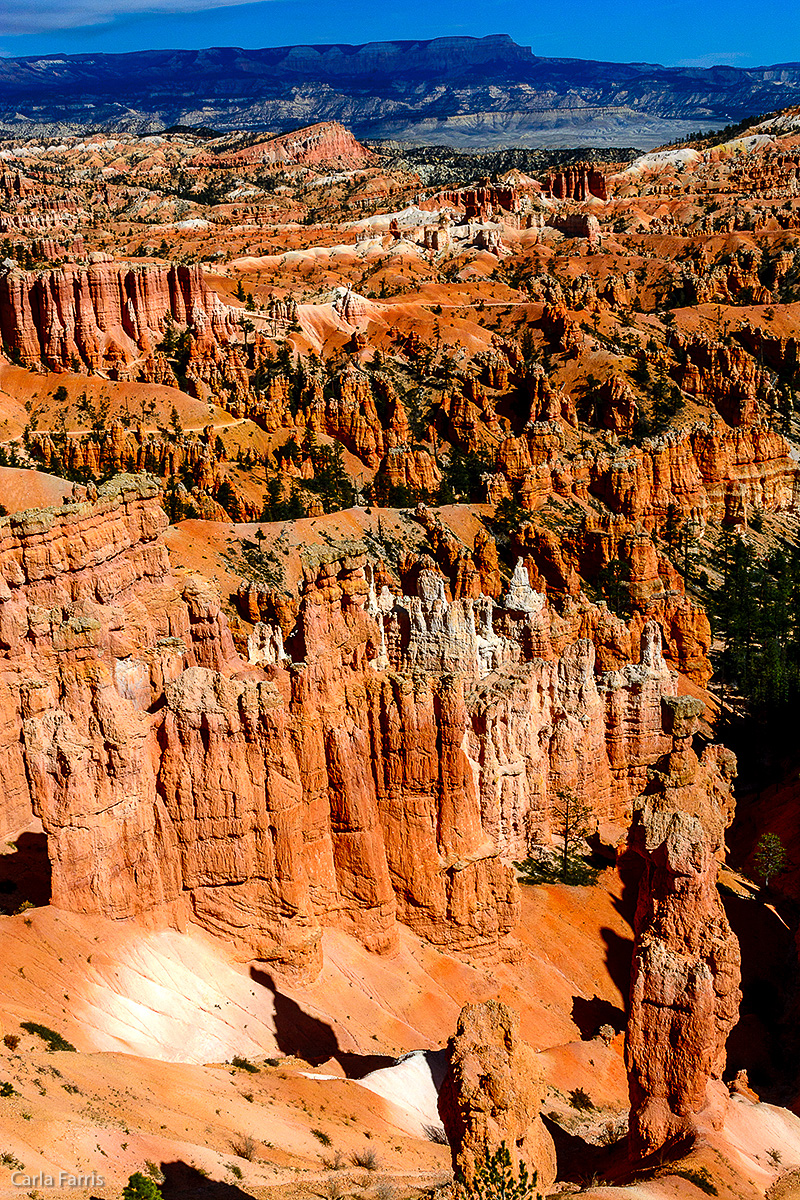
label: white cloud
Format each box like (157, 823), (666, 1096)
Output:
(673, 51), (751, 67)
(0, 0), (270, 37)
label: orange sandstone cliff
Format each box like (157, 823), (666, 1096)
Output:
(0, 477), (684, 981)
(0, 260), (236, 375)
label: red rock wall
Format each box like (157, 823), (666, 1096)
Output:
(0, 261), (235, 373)
(495, 419), (798, 533)
(544, 165), (608, 201)
(188, 121), (374, 169)
(0, 480), (684, 980)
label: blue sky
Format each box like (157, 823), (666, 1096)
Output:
(0, 0), (796, 68)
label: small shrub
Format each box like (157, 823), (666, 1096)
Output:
(322, 1150), (344, 1170)
(578, 1171), (611, 1189)
(597, 1117), (627, 1146)
(515, 851), (599, 887)
(0, 1082), (15, 1097)
(227, 1163), (243, 1180)
(351, 1147), (379, 1170)
(322, 1180), (345, 1200)
(674, 1168), (718, 1195)
(2, 1035), (19, 1051)
(231, 1134), (257, 1161)
(767, 1148), (782, 1168)
(569, 1087), (594, 1111)
(144, 1161), (164, 1183)
(19, 1022), (76, 1053)
(312, 1128), (332, 1146)
(230, 1055), (259, 1073)
(122, 1173), (163, 1200)
(456, 1142), (538, 1200)
(423, 1123), (450, 1144)
(1, 1152), (24, 1170)
(753, 833), (788, 888)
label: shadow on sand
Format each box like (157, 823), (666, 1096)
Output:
(250, 966), (396, 1077)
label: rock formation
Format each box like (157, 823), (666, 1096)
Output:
(0, 260), (236, 374)
(439, 999), (557, 1191)
(544, 164), (609, 201)
(29, 420), (257, 522)
(625, 695), (741, 1157)
(188, 121), (373, 169)
(423, 183), (519, 220)
(547, 212), (602, 245)
(493, 418), (798, 536)
(0, 478), (684, 980)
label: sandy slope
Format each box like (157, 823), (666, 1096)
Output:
(1, 856), (799, 1199)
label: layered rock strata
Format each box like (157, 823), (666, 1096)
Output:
(0, 479), (680, 979)
(0, 261), (236, 374)
(187, 121), (373, 169)
(492, 418), (799, 533)
(544, 164), (609, 201)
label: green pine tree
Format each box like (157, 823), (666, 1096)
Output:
(457, 1142), (540, 1200)
(123, 1173), (163, 1200)
(753, 833), (787, 889)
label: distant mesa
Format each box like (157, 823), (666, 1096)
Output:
(3, 36), (800, 148)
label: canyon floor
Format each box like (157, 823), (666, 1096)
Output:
(2, 866), (798, 1200)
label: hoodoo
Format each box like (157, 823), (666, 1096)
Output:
(625, 697), (741, 1156)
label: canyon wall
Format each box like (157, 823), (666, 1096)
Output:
(0, 261), (236, 374)
(0, 477), (682, 979)
(491, 417), (798, 534)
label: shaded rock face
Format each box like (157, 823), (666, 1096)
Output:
(439, 999), (557, 1191)
(625, 696), (741, 1157)
(0, 479), (681, 979)
(5, 477), (236, 921)
(547, 212), (602, 245)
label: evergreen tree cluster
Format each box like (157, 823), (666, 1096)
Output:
(438, 447), (493, 504)
(303, 436), (355, 512)
(712, 533), (800, 711)
(260, 476), (305, 521)
(632, 357), (684, 438)
(157, 318), (192, 390)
